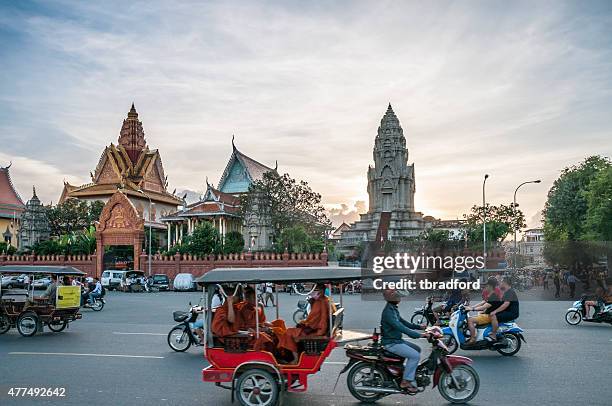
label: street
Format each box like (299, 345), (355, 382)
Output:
(0, 291), (610, 406)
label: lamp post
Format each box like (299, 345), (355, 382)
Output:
(513, 180), (541, 272)
(482, 174), (489, 275)
(138, 189), (152, 277)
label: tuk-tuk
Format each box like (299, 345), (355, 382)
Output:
(0, 265), (85, 337)
(195, 266), (372, 406)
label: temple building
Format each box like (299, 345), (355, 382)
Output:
(338, 104), (426, 252)
(59, 104), (182, 248)
(162, 138), (276, 251)
(0, 163), (25, 249)
(19, 187), (51, 248)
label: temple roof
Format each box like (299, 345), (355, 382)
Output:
(0, 164), (25, 219)
(162, 183), (241, 220)
(217, 137), (275, 194)
(59, 105), (181, 206)
(379, 103), (402, 131)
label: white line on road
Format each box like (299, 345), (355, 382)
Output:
(113, 332), (166, 336)
(8, 352), (164, 359)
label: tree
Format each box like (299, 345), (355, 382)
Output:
(47, 199), (105, 236)
(542, 156), (611, 268)
(241, 171), (331, 249)
(223, 231), (244, 254)
(462, 204), (526, 246)
(186, 222), (221, 256)
(0, 241), (16, 255)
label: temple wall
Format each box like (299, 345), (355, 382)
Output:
(0, 251), (328, 280)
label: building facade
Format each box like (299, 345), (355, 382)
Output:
(59, 104), (182, 248)
(518, 228), (545, 266)
(0, 164), (25, 249)
(338, 105), (426, 251)
(162, 139), (276, 251)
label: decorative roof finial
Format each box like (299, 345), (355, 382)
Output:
(1, 161), (12, 170)
(231, 134), (236, 151)
(205, 176), (210, 188)
(128, 102), (138, 118)
(32, 186), (37, 198)
(274, 160), (278, 171)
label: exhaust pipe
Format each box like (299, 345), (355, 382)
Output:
(355, 386), (402, 394)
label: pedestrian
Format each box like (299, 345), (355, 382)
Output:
(553, 270), (561, 298)
(23, 274), (30, 291)
(567, 273), (578, 298)
(543, 272), (549, 290)
(263, 282), (275, 307)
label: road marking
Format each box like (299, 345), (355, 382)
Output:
(113, 332), (166, 336)
(9, 352), (164, 359)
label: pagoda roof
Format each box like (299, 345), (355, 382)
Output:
(217, 137), (275, 193)
(0, 164), (25, 218)
(162, 183), (241, 220)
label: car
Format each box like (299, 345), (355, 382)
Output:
(101, 270), (128, 290)
(172, 273), (197, 291)
(32, 277), (52, 290)
(152, 274), (170, 291)
(1, 274), (27, 289)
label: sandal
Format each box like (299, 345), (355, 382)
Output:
(400, 380), (418, 394)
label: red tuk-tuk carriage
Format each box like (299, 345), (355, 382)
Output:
(196, 266), (480, 405)
(0, 265), (85, 337)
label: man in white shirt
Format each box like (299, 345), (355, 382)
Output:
(89, 277), (103, 304)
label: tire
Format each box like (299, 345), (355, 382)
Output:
(292, 310), (306, 324)
(17, 311), (39, 337)
(565, 310), (582, 325)
(410, 312), (427, 325)
(346, 362), (386, 403)
(47, 320), (68, 332)
(235, 368), (279, 406)
(437, 364), (480, 404)
(442, 334), (458, 354)
(0, 314), (10, 334)
(496, 333), (521, 356)
(167, 326), (192, 352)
(91, 300), (104, 312)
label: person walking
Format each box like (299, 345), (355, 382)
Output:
(567, 273), (578, 298)
(553, 270), (561, 298)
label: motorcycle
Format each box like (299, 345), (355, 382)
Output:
(441, 305), (525, 356)
(411, 296), (453, 327)
(292, 298), (342, 324)
(565, 296), (612, 325)
(81, 294), (105, 311)
(339, 327), (480, 404)
(167, 303), (204, 352)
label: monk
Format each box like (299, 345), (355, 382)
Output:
(234, 287), (274, 351)
(277, 283), (335, 363)
(211, 295), (239, 340)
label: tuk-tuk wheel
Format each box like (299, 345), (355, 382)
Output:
(17, 311), (39, 337)
(0, 314), (10, 334)
(235, 368), (279, 406)
(47, 320), (68, 333)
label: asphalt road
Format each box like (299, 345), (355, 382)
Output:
(0, 290), (610, 406)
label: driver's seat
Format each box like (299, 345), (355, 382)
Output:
(381, 349), (404, 362)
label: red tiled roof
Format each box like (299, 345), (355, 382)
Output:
(0, 166), (25, 215)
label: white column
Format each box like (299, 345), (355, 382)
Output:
(167, 224), (171, 249)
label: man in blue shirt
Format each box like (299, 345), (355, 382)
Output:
(381, 289), (427, 393)
(89, 277), (102, 304)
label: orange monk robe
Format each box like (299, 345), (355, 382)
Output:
(211, 302), (239, 339)
(277, 296), (334, 353)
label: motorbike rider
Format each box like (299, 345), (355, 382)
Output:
(464, 277), (502, 344)
(584, 287), (607, 319)
(88, 277), (103, 305)
(488, 276), (519, 340)
(380, 289), (427, 394)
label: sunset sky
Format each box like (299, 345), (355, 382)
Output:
(1, 1), (611, 228)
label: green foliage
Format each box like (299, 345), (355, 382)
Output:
(223, 231), (244, 254)
(47, 199), (105, 236)
(0, 241), (17, 255)
(241, 171), (331, 249)
(30, 226), (97, 256)
(166, 222), (221, 256)
(542, 156), (612, 267)
(275, 225), (326, 254)
(462, 203), (525, 245)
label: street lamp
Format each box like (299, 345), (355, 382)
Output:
(138, 189), (152, 277)
(513, 180), (541, 272)
(482, 174), (489, 274)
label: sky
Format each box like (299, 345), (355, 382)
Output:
(1, 0), (611, 228)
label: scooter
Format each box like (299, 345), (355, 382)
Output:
(411, 296), (453, 327)
(340, 327), (480, 404)
(167, 303), (204, 352)
(441, 305), (525, 356)
(565, 296), (612, 325)
(81, 293), (105, 311)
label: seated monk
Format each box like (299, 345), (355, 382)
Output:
(211, 295), (240, 340)
(277, 283), (335, 363)
(236, 287), (287, 352)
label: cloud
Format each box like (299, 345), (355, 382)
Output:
(1, 1), (611, 231)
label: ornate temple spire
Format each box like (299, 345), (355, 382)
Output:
(379, 103), (401, 131)
(118, 103), (147, 163)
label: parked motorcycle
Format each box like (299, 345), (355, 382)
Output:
(441, 305), (525, 356)
(565, 296), (612, 325)
(167, 303), (203, 352)
(339, 327), (480, 404)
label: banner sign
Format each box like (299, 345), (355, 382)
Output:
(56, 286), (81, 309)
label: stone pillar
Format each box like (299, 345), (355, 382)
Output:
(167, 225), (171, 249)
(134, 241), (140, 270)
(96, 239), (103, 278)
(179, 222), (183, 242)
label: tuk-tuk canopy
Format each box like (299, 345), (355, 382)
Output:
(0, 265), (87, 276)
(195, 266), (367, 285)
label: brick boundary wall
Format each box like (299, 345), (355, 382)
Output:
(0, 251), (328, 279)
